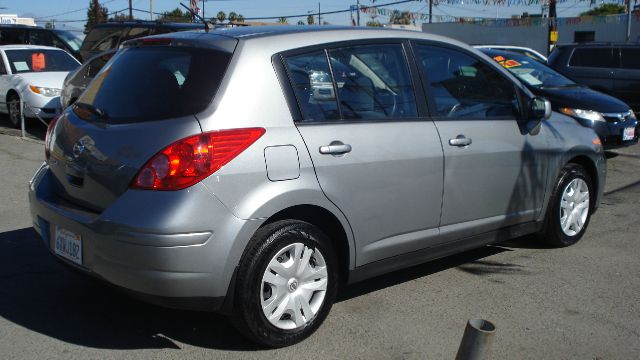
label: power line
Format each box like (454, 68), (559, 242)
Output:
(35, 0), (118, 20)
(241, 0), (420, 21)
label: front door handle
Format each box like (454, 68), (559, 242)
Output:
(319, 141), (352, 155)
(449, 135), (472, 147)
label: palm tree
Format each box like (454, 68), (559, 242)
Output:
(237, 14), (245, 22)
(216, 11), (226, 23)
(228, 11), (238, 22)
(278, 17), (288, 24)
(297, 20), (305, 25)
(307, 14), (314, 25)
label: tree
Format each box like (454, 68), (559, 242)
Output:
(228, 11), (238, 22)
(580, 3), (626, 16)
(278, 17), (288, 24)
(217, 11), (226, 23)
(110, 12), (133, 22)
(237, 14), (245, 22)
(307, 14), (315, 25)
(85, 0), (108, 34)
(45, 21), (54, 29)
(297, 20), (305, 25)
(158, 8), (190, 22)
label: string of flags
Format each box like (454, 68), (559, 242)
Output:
(359, 6), (640, 26)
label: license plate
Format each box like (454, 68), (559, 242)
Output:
(54, 227), (82, 265)
(623, 127), (635, 141)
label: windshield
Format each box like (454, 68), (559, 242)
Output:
(76, 46), (232, 124)
(53, 30), (82, 51)
(5, 49), (80, 73)
(487, 51), (576, 88)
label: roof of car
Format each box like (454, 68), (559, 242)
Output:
(93, 21), (205, 29)
(155, 25), (461, 46)
(0, 45), (64, 51)
(556, 42), (640, 48)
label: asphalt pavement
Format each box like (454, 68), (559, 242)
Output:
(0, 117), (638, 359)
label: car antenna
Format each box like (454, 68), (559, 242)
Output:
(179, 2), (209, 32)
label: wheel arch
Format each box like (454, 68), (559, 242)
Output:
(566, 155), (599, 207)
(260, 204), (353, 283)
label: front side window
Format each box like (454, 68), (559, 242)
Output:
(5, 49), (79, 73)
(569, 48), (618, 68)
(53, 30), (82, 51)
(416, 44), (520, 119)
(29, 30), (54, 47)
(620, 48), (640, 70)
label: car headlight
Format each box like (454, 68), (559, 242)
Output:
(559, 107), (605, 122)
(29, 85), (61, 97)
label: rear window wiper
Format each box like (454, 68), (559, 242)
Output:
(73, 102), (108, 121)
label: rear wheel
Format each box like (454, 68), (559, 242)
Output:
(541, 163), (593, 247)
(232, 220), (338, 347)
(7, 93), (22, 129)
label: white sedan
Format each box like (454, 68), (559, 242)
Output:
(0, 45), (80, 128)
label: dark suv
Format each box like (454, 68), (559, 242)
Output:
(0, 25), (82, 60)
(79, 21), (205, 61)
(548, 43), (640, 111)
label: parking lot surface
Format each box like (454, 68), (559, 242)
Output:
(0, 121), (638, 359)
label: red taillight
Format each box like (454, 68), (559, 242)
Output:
(45, 115), (59, 160)
(131, 128), (265, 191)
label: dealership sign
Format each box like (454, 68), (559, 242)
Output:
(0, 14), (18, 24)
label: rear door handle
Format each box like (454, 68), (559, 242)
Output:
(449, 135), (472, 147)
(319, 142), (352, 155)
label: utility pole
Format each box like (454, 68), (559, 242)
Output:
(129, 0), (133, 19)
(548, 0), (557, 55)
(150, 0), (154, 20)
(429, 0), (432, 23)
(202, 0), (205, 21)
(318, 3), (321, 25)
(357, 0), (360, 26)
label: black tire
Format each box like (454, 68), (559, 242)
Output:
(541, 163), (593, 247)
(7, 93), (21, 129)
(232, 220), (338, 348)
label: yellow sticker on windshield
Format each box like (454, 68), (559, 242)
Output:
(503, 59), (521, 68)
(493, 56), (522, 69)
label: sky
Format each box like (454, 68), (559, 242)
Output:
(1, 0), (618, 34)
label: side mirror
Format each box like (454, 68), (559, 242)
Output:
(530, 97), (552, 121)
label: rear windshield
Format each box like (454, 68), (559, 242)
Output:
(75, 46), (231, 124)
(5, 49), (79, 73)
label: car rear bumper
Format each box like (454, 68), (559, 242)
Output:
(28, 162), (256, 312)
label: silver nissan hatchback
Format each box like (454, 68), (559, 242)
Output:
(29, 26), (606, 347)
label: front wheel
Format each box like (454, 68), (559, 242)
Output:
(7, 93), (22, 129)
(232, 220), (338, 347)
(541, 163), (593, 247)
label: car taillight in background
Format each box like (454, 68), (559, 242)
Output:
(131, 128), (265, 191)
(45, 115), (59, 160)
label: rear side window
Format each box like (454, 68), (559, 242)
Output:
(76, 46), (232, 124)
(415, 45), (520, 120)
(81, 27), (124, 53)
(620, 48), (640, 70)
(328, 44), (417, 120)
(284, 51), (340, 122)
(283, 43), (418, 122)
(569, 48), (618, 68)
(0, 29), (26, 45)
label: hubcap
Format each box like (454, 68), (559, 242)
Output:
(260, 242), (328, 330)
(559, 178), (590, 236)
